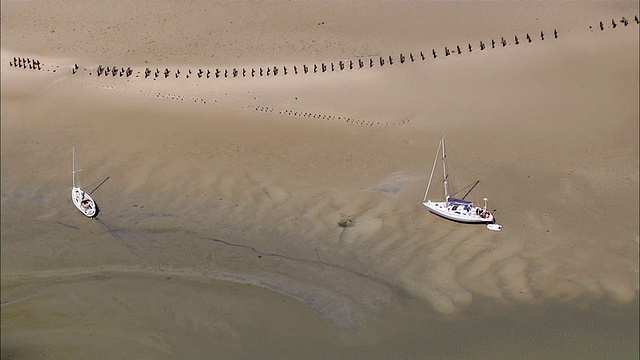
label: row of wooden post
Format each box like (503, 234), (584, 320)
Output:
(79, 28), (565, 80)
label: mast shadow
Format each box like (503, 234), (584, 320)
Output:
(450, 180), (480, 201)
(89, 176), (110, 196)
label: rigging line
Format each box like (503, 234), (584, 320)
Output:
(453, 180), (480, 196)
(423, 137), (442, 203)
(450, 180), (480, 197)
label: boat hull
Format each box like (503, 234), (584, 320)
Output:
(423, 201), (493, 224)
(71, 187), (97, 218)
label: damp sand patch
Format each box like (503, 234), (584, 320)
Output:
(372, 172), (422, 195)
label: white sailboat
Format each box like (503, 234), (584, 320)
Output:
(71, 144), (97, 218)
(422, 134), (494, 224)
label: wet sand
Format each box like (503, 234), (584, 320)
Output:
(2, 274), (637, 359)
(2, 1), (639, 358)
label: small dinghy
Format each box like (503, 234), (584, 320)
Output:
(487, 223), (502, 231)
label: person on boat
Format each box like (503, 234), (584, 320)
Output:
(81, 199), (91, 209)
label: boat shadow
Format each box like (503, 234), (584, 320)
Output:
(92, 202), (101, 218)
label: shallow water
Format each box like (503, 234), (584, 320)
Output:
(363, 298), (639, 360)
(2, 272), (637, 360)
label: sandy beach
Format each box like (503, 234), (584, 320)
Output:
(2, 1), (639, 358)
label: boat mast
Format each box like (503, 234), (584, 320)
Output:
(72, 144), (82, 188)
(441, 134), (449, 205)
(423, 137), (442, 203)
(72, 144), (76, 188)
